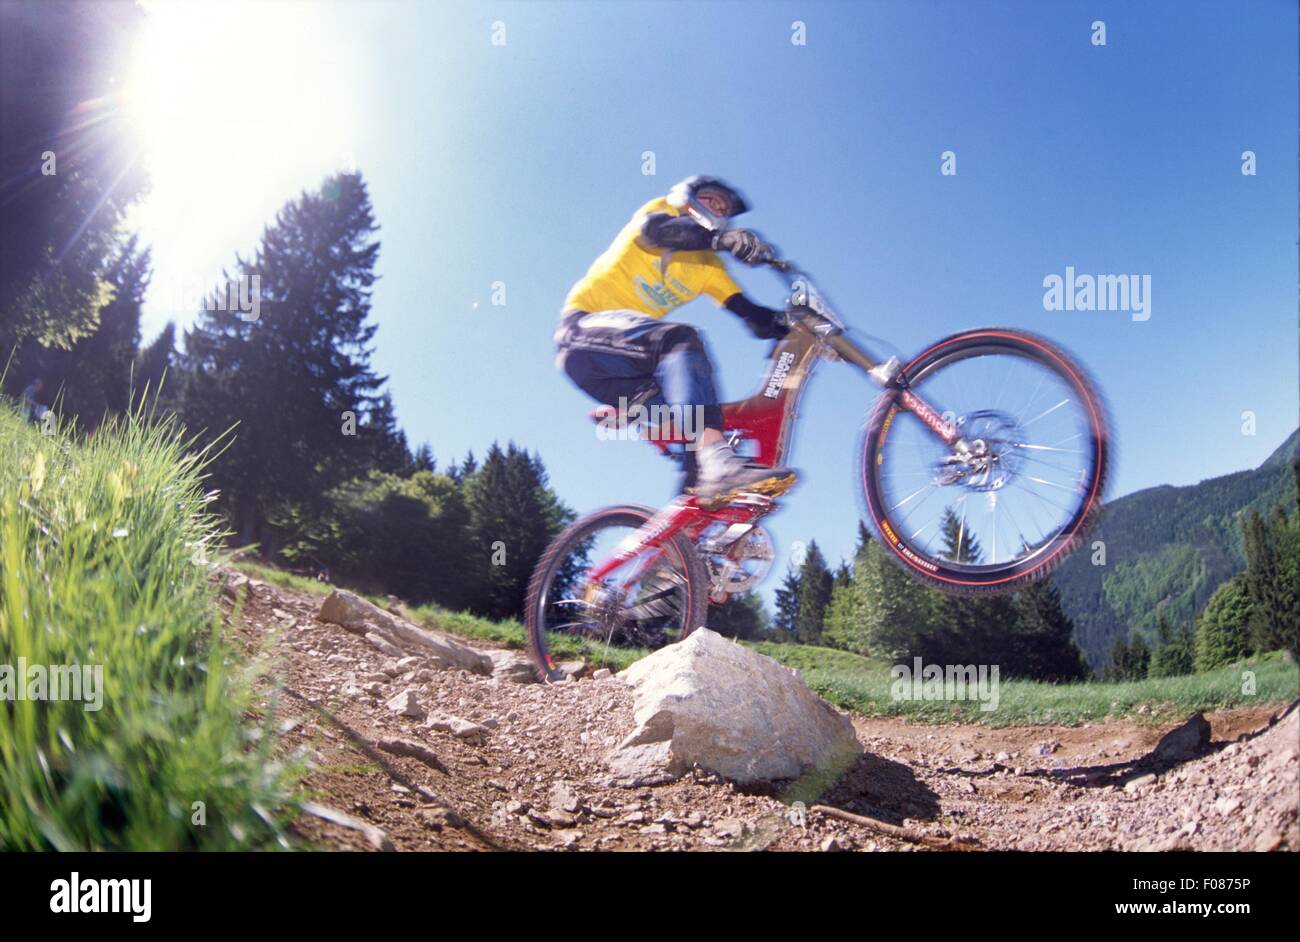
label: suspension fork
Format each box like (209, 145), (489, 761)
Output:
(828, 333), (963, 447)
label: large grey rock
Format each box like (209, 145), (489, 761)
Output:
(319, 590), (492, 674)
(1153, 712), (1211, 764)
(607, 629), (861, 785)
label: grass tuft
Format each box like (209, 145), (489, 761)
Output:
(0, 404), (297, 849)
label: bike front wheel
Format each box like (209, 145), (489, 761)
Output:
(524, 504), (709, 682)
(861, 328), (1109, 593)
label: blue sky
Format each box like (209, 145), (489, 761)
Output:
(131, 0), (1298, 586)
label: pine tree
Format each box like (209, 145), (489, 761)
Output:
(1129, 635), (1152, 678)
(461, 442), (572, 618)
(794, 541), (834, 645)
(823, 578), (866, 655)
(1241, 478), (1300, 661)
(135, 322), (175, 400)
(858, 536), (940, 661)
(709, 592), (771, 641)
(176, 172), (385, 549)
(365, 392), (414, 475)
(822, 523), (876, 655)
(772, 567), (801, 639)
(411, 444), (437, 473)
(1104, 634), (1151, 681)
(1194, 575), (1254, 670)
(930, 506), (1017, 669)
(1148, 611), (1195, 678)
(1012, 577), (1089, 681)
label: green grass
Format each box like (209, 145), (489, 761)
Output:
(762, 644), (1299, 726)
(239, 560), (1300, 727)
(407, 607), (1297, 725)
(406, 603), (649, 672)
(235, 559), (335, 597)
(0, 405), (298, 849)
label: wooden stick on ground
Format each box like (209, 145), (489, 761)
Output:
(811, 804), (982, 852)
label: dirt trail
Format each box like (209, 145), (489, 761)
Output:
(229, 576), (1299, 852)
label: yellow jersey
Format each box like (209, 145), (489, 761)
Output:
(563, 197), (743, 318)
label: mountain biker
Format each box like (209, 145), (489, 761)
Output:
(555, 175), (795, 498)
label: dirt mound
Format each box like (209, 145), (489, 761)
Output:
(226, 573), (1298, 852)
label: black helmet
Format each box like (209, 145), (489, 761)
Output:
(666, 175), (750, 231)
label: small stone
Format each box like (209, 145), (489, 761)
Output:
(713, 818), (746, 839)
(385, 688), (424, 718)
(549, 781), (582, 814)
(1214, 796), (1242, 816)
(426, 713), (489, 742)
(1254, 829), (1283, 852)
(553, 829), (583, 847)
(543, 809), (577, 828)
(377, 736), (445, 771)
(1124, 773), (1156, 794)
(555, 660), (586, 680)
(421, 807), (466, 830)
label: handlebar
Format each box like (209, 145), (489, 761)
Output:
(756, 256), (881, 372)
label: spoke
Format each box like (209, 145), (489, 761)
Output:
(1015, 442), (1085, 455)
(999, 497), (1033, 557)
(547, 620), (595, 634)
(1014, 452), (1086, 476)
(1013, 479), (1077, 515)
(895, 480), (945, 529)
(957, 498), (968, 561)
(1024, 474), (1079, 494)
(1016, 372), (1048, 424)
(890, 482), (937, 512)
(989, 491), (997, 564)
(1023, 398), (1070, 427)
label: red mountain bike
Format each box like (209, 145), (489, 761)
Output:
(526, 258), (1109, 682)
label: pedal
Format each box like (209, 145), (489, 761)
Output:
(688, 472), (799, 508)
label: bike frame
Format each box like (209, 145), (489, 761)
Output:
(585, 271), (963, 586)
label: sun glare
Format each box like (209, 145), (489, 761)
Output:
(123, 0), (359, 324)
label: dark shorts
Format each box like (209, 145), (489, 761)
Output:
(554, 309), (722, 429)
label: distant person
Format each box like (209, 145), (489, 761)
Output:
(554, 175), (794, 498)
(20, 378), (49, 423)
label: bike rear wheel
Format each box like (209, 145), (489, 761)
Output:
(861, 328), (1108, 593)
(524, 504), (709, 682)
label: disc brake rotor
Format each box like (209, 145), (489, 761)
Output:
(934, 410), (1027, 492)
